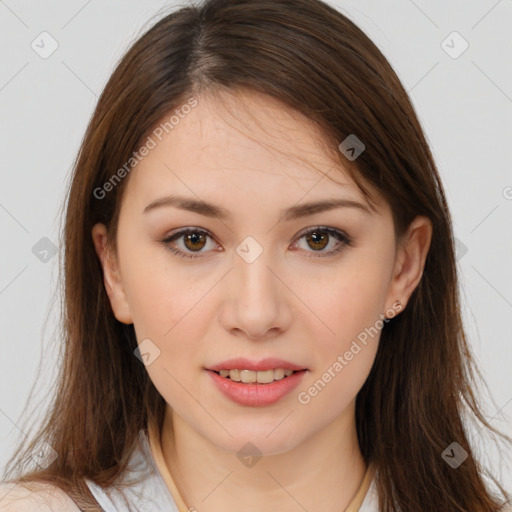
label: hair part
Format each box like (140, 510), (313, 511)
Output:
(3, 1), (510, 510)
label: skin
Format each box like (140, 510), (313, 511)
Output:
(92, 88), (432, 512)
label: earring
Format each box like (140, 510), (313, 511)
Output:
(384, 299), (403, 319)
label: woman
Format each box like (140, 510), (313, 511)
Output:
(1, 0), (510, 510)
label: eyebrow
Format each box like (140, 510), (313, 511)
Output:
(143, 194), (372, 221)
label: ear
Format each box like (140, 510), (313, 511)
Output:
(385, 215), (433, 315)
(91, 223), (133, 324)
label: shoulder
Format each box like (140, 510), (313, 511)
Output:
(0, 481), (81, 512)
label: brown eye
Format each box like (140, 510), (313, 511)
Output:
(162, 226), (351, 261)
(161, 228), (217, 259)
(183, 232), (207, 251)
(293, 226), (351, 258)
(305, 231), (329, 251)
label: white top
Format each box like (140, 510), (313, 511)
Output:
(85, 430), (181, 511)
(85, 429), (380, 512)
(0, 428), (378, 511)
(3, 431), (510, 512)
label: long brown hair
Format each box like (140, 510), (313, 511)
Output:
(3, 1), (511, 510)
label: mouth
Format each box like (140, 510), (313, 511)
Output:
(206, 366), (308, 406)
(208, 368), (306, 384)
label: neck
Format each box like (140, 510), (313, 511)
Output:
(160, 400), (368, 512)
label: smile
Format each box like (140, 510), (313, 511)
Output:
(213, 368), (295, 383)
(207, 369), (308, 407)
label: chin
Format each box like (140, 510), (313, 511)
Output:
(203, 420), (305, 458)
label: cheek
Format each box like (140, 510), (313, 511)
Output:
(124, 258), (212, 408)
(337, 271), (388, 337)
(291, 253), (390, 410)
(299, 257), (391, 348)
(123, 244), (214, 336)
(295, 266), (385, 414)
(296, 345), (376, 425)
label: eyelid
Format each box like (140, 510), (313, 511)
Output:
(290, 226), (351, 258)
(161, 228), (217, 259)
(160, 226), (352, 259)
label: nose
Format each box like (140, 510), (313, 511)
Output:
(218, 247), (292, 341)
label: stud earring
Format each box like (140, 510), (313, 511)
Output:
(384, 299), (403, 319)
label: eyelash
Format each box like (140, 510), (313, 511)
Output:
(160, 226), (352, 260)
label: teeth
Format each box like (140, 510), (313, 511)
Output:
(217, 368), (295, 383)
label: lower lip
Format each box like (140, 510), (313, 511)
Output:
(207, 369), (307, 407)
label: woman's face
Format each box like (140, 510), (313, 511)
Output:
(93, 89), (430, 455)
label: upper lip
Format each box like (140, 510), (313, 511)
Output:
(207, 357), (307, 372)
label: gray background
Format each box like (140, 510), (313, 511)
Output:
(1, 0), (511, 492)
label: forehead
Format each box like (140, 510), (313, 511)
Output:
(123, 88), (374, 210)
